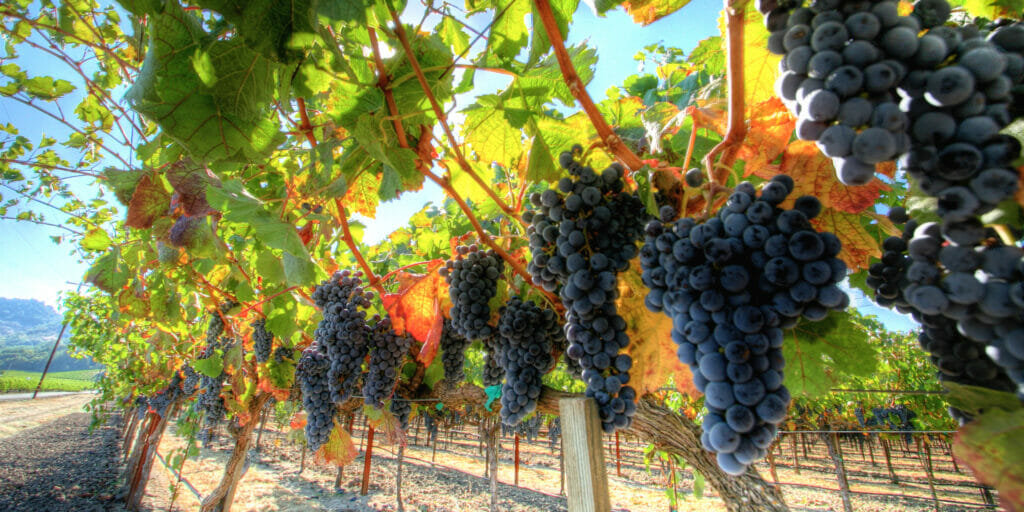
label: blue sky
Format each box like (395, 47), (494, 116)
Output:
(0, 0), (916, 331)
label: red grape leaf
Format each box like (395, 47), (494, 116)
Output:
(382, 261), (447, 364)
(953, 408), (1024, 512)
(317, 422), (359, 466)
(619, 262), (697, 398)
(776, 140), (889, 214)
(126, 172), (171, 229)
(165, 159), (217, 216)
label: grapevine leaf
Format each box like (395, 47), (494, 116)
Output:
(774, 140), (889, 214)
(517, 45), (598, 108)
(475, 0), (530, 62)
(85, 248), (131, 293)
(465, 97), (525, 165)
(126, 172), (171, 229)
(417, 308), (444, 366)
(382, 262), (447, 347)
(943, 382), (1022, 417)
(126, 4), (283, 163)
(621, 0), (692, 25)
(734, 3), (780, 107)
(948, 0), (1024, 21)
(528, 0), (579, 64)
(104, 168), (146, 207)
(737, 98), (796, 175)
(317, 421), (359, 466)
(81, 229), (112, 252)
(192, 0), (319, 64)
(525, 129), (561, 183)
(193, 352), (224, 378)
(206, 180), (311, 262)
(953, 408), (1024, 512)
(782, 312), (877, 397)
(619, 262), (697, 397)
(437, 16), (470, 56)
(166, 160), (217, 217)
(810, 209), (892, 272)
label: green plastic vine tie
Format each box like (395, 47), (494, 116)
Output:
(484, 385), (502, 411)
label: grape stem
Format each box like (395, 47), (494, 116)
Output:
(532, 0), (644, 171)
(333, 199), (388, 297)
(369, 27), (410, 149)
(296, 98), (318, 148)
(385, 6), (520, 220)
(702, 0), (748, 186)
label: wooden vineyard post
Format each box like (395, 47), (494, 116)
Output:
(431, 432), (438, 464)
(396, 444), (406, 512)
(866, 436), (876, 465)
(615, 432), (622, 478)
(791, 435), (800, 474)
(824, 433), (853, 512)
(559, 436), (566, 496)
(299, 445), (307, 475)
(560, 397), (611, 512)
(514, 433), (520, 487)
(880, 438), (899, 484)
(361, 426), (375, 496)
(123, 412), (142, 460)
(126, 405), (176, 511)
(335, 465), (345, 488)
(488, 421), (499, 512)
(921, 439), (940, 512)
(200, 394), (270, 512)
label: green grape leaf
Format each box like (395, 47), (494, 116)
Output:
(193, 0), (319, 63)
(943, 382), (1022, 417)
(782, 312), (877, 397)
(126, 4), (283, 163)
(85, 248), (131, 294)
(193, 352), (224, 378)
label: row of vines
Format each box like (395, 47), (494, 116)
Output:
(1, 0), (1023, 510)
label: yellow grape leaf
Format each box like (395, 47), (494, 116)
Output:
(622, 0), (692, 25)
(737, 98), (795, 175)
(316, 422), (359, 466)
(777, 140), (889, 214)
(619, 261), (697, 398)
(342, 170), (380, 218)
(810, 209), (895, 272)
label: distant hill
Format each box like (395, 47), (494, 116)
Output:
(0, 298), (100, 372)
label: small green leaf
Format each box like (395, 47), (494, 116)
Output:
(191, 49), (217, 87)
(944, 382), (1022, 417)
(81, 229), (112, 252)
(193, 352), (223, 378)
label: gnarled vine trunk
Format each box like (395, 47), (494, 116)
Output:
(199, 394), (269, 512)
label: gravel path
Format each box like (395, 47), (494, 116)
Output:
(0, 411), (125, 512)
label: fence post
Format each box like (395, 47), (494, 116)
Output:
(921, 439), (940, 512)
(514, 433), (520, 487)
(880, 438), (899, 485)
(791, 435), (801, 474)
(767, 441), (779, 485)
(361, 426), (375, 495)
(615, 432), (622, 478)
(560, 397), (611, 512)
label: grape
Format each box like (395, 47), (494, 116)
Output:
(442, 245), (504, 340)
(641, 177), (847, 475)
(527, 147), (648, 432)
(251, 319), (273, 364)
(362, 315), (411, 409)
(296, 343), (334, 452)
(925, 66), (975, 107)
(440, 320), (472, 385)
(802, 89), (841, 121)
(313, 270), (373, 404)
(496, 297), (559, 426)
(390, 397), (411, 429)
(808, 51), (843, 80)
(825, 66), (865, 97)
(852, 127), (896, 164)
(685, 168), (704, 187)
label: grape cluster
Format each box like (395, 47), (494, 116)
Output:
(273, 345), (295, 363)
(145, 372), (186, 418)
(195, 307), (232, 442)
(313, 270), (373, 404)
(495, 297), (558, 425)
(251, 318), (273, 364)
(296, 343), (335, 451)
(424, 412), (439, 442)
(641, 175), (850, 475)
(440, 245), (504, 340)
(390, 397), (411, 429)
(482, 335), (505, 387)
(440, 320), (472, 385)
(762, 0), (1024, 190)
(524, 146), (647, 433)
(867, 210), (1024, 403)
(181, 364), (200, 395)
(547, 417), (561, 449)
(363, 316), (411, 409)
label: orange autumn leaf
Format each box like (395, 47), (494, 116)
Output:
(382, 261), (447, 365)
(289, 413), (306, 430)
(775, 140), (889, 214)
(257, 376), (291, 401)
(811, 209), (896, 272)
(619, 262), (697, 398)
(316, 422), (359, 466)
(738, 98), (796, 175)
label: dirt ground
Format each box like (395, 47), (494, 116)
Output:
(0, 395), (999, 512)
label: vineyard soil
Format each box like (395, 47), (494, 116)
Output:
(0, 395), (124, 512)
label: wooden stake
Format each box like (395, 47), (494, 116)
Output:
(396, 444), (405, 512)
(866, 436), (875, 465)
(254, 408), (268, 453)
(922, 439), (940, 512)
(335, 465), (344, 488)
(767, 442), (779, 485)
(361, 426), (375, 496)
(825, 433), (853, 512)
(791, 435), (801, 474)
(880, 438), (899, 485)
(559, 437), (566, 497)
(615, 431), (622, 478)
(514, 433), (520, 487)
(560, 397), (611, 512)
(299, 444), (306, 475)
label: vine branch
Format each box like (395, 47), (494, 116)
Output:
(386, 5), (519, 219)
(333, 199), (388, 297)
(369, 27), (410, 149)
(702, 0), (748, 186)
(533, 0), (643, 171)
